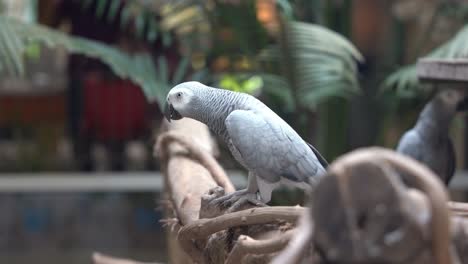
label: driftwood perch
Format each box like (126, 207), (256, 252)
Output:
(92, 252), (161, 264)
(155, 119), (302, 263)
(155, 119), (223, 263)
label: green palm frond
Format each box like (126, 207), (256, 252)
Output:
(382, 24), (468, 98)
(0, 15), (178, 107)
(258, 20), (363, 110)
(79, 0), (169, 44)
(78, 0), (209, 47)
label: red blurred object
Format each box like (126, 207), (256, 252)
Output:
(0, 94), (65, 125)
(81, 73), (150, 141)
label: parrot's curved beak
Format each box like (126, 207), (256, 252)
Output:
(164, 102), (183, 122)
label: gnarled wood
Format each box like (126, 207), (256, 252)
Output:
(156, 119), (302, 263)
(156, 119), (224, 263)
(225, 231), (294, 264)
(325, 147), (451, 264)
(271, 211), (315, 264)
(417, 58), (468, 83)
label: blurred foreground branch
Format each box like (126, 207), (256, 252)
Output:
(273, 147), (468, 264)
(92, 252), (161, 264)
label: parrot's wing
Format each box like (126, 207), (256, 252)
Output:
(225, 110), (322, 185)
(396, 130), (423, 161)
(446, 137), (456, 184)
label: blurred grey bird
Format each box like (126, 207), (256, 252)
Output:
(164, 81), (328, 206)
(396, 89), (468, 184)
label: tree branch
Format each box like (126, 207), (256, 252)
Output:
(449, 201), (468, 217)
(178, 206), (304, 241)
(271, 210), (314, 264)
(155, 119), (227, 263)
(328, 147), (451, 264)
(155, 130), (235, 194)
(225, 230), (294, 264)
(92, 252), (162, 264)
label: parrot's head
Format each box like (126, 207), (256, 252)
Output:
(434, 89), (468, 114)
(164, 81), (206, 122)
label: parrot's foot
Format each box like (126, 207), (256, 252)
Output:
(213, 189), (266, 211)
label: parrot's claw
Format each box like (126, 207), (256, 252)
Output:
(213, 189), (266, 211)
(229, 196), (266, 212)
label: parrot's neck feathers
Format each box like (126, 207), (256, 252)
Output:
(191, 88), (254, 137)
(416, 101), (452, 139)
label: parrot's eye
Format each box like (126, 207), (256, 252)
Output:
(176, 92), (182, 98)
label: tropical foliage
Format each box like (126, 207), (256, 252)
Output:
(0, 0), (363, 111)
(0, 15), (174, 104)
(259, 19), (363, 111)
(382, 25), (468, 98)
(382, 0), (468, 98)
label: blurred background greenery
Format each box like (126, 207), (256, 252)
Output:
(1, 0), (468, 263)
(2, 0), (468, 171)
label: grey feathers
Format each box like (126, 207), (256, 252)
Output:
(225, 109), (325, 185)
(166, 81), (327, 202)
(396, 90), (464, 184)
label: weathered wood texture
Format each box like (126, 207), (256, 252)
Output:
(273, 147), (468, 264)
(156, 119), (222, 263)
(156, 119), (299, 264)
(417, 58), (468, 83)
(92, 252), (161, 264)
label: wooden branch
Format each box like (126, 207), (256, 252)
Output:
(92, 252), (161, 264)
(417, 58), (468, 83)
(156, 130), (235, 194)
(326, 147), (451, 264)
(452, 216), (468, 263)
(225, 230), (294, 264)
(155, 119), (228, 263)
(178, 206), (304, 243)
(271, 210), (314, 264)
(156, 119), (301, 263)
(449, 201), (468, 217)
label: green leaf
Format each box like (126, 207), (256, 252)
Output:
(146, 17), (158, 43)
(243, 76), (263, 93)
(135, 14), (145, 39)
(275, 0), (294, 19)
(0, 21), (24, 75)
(191, 68), (210, 82)
(172, 57), (189, 85)
(258, 73), (295, 111)
(157, 56), (169, 85)
(107, 0), (121, 23)
(95, 0), (108, 19)
(259, 19), (363, 110)
(0, 15), (170, 107)
(162, 32), (172, 47)
(381, 24), (468, 97)
(120, 5), (132, 29)
(219, 75), (241, 91)
(24, 42), (41, 60)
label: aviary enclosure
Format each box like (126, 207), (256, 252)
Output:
(3, 0), (468, 264)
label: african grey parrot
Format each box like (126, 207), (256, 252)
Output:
(396, 89), (468, 184)
(164, 81), (328, 205)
